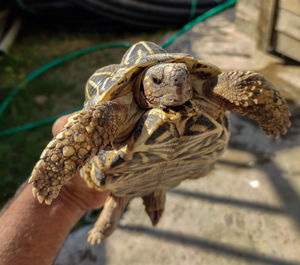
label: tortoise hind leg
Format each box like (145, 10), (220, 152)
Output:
(203, 71), (291, 138)
(142, 190), (166, 226)
(88, 194), (131, 245)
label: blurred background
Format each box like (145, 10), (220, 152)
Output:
(1, 1), (300, 264)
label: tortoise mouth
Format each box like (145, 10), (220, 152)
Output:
(142, 83), (193, 108)
(161, 100), (194, 114)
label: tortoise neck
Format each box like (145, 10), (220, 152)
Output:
(133, 68), (152, 109)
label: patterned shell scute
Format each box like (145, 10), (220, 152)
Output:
(120, 41), (166, 66)
(84, 64), (120, 108)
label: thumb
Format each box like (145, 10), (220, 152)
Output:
(52, 113), (78, 137)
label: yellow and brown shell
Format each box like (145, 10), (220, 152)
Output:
(81, 41), (230, 196)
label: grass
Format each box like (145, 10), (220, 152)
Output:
(0, 22), (167, 207)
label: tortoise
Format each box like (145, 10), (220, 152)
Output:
(29, 41), (291, 244)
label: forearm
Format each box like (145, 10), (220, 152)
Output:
(0, 183), (85, 265)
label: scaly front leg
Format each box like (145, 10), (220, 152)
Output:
(203, 71), (291, 138)
(29, 101), (127, 205)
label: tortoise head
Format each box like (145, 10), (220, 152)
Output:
(142, 63), (193, 108)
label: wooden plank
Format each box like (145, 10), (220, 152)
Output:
(275, 32), (300, 62)
(279, 0), (300, 16)
(256, 0), (278, 51)
(276, 8), (300, 40)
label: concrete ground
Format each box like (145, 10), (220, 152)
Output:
(54, 8), (300, 265)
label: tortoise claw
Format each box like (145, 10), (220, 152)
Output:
(37, 194), (44, 204)
(87, 228), (104, 245)
(32, 187), (38, 198)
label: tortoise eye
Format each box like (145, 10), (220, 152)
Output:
(152, 76), (162, 85)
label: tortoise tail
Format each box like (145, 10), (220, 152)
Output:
(142, 190), (166, 226)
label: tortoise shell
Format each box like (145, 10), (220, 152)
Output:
(81, 41), (230, 196)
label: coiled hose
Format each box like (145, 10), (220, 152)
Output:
(15, 0), (226, 29)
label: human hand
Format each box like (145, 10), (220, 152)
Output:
(51, 113), (109, 211)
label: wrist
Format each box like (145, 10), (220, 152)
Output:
(0, 183), (85, 265)
(22, 183), (86, 224)
(57, 184), (89, 216)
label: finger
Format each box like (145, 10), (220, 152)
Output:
(63, 173), (109, 210)
(52, 113), (77, 137)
